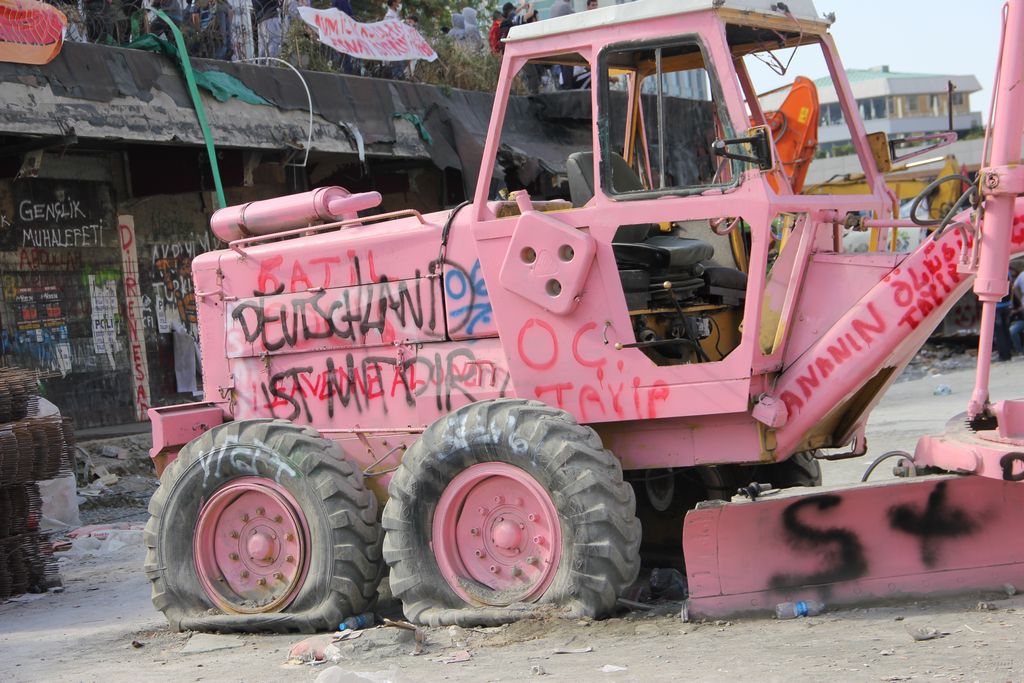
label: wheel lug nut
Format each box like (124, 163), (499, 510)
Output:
(257, 578), (267, 586)
(526, 556), (538, 565)
(533, 536), (543, 545)
(274, 572), (285, 581)
(256, 507), (265, 516)
(494, 496), (504, 504)
(286, 555), (295, 563)
(512, 566), (523, 576)
(241, 570), (250, 579)
(241, 513), (250, 522)
(518, 523), (525, 530)
(478, 506), (487, 516)
(229, 530), (240, 539)
(274, 515), (283, 523)
(470, 527), (479, 536)
(528, 514), (536, 522)
(489, 565), (499, 574)
(475, 549), (484, 558)
(229, 552), (239, 561)
(286, 533), (295, 542)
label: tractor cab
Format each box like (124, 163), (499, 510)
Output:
(456, 0), (888, 427)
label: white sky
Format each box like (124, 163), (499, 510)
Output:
(746, 0), (1004, 118)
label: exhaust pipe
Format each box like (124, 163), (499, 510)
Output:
(210, 186), (382, 242)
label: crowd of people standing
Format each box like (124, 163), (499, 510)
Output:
(60, 0), (602, 83)
(68, 0), (313, 61)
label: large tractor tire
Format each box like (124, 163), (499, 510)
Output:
(382, 399), (641, 627)
(144, 419), (384, 633)
(762, 450), (822, 488)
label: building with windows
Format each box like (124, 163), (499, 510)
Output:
(813, 66), (982, 156)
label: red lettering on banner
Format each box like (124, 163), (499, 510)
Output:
(300, 7), (438, 62)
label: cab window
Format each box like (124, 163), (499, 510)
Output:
(597, 38), (739, 199)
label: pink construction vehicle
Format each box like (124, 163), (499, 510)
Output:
(145, 0), (1024, 632)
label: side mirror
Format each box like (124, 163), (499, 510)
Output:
(712, 125), (774, 171)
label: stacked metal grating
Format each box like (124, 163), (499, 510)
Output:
(0, 368), (71, 600)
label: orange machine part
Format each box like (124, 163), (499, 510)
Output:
(760, 76), (819, 194)
(0, 0), (67, 66)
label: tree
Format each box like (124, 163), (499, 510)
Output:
(351, 0), (495, 34)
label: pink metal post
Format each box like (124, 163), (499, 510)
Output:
(968, 0), (1024, 418)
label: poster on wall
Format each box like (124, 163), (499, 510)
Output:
(88, 274), (119, 356)
(13, 285), (71, 376)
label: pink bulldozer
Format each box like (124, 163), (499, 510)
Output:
(145, 0), (1024, 631)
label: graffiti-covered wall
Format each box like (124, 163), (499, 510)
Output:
(0, 179), (135, 427)
(128, 194), (222, 404)
(0, 176), (223, 428)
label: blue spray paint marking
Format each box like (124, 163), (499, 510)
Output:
(445, 260), (493, 335)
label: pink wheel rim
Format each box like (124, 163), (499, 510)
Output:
(193, 477), (311, 614)
(432, 462), (563, 606)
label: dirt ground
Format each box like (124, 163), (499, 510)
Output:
(2, 358), (1023, 683)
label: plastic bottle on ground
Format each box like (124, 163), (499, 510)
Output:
(338, 612), (375, 631)
(775, 600), (825, 619)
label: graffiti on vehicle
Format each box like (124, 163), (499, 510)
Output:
(229, 276), (444, 357)
(767, 481), (983, 594)
(516, 318), (670, 420)
(252, 347), (511, 423)
(445, 260), (493, 336)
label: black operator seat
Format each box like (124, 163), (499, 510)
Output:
(565, 151), (713, 269)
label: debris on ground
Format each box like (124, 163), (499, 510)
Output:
(288, 634), (339, 664)
(899, 343), (977, 383)
(382, 618), (425, 655)
(1005, 584), (1017, 596)
(600, 664), (628, 672)
(179, 633), (244, 654)
(71, 436), (159, 526)
(58, 524), (144, 559)
(312, 666), (399, 683)
(327, 625), (420, 660)
(531, 664), (547, 675)
(440, 649), (471, 664)
(906, 625), (948, 642)
(66, 523), (141, 539)
(553, 645), (593, 654)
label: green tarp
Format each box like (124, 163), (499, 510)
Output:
(127, 34), (270, 106)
